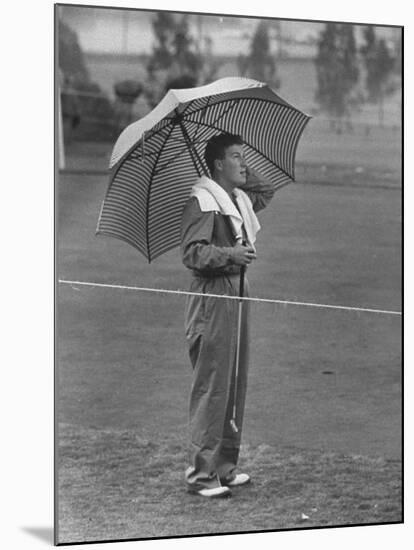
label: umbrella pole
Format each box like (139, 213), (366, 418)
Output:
(230, 262), (246, 434)
(177, 117), (208, 176)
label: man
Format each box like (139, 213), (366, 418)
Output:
(180, 133), (275, 498)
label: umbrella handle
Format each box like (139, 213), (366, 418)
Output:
(239, 240), (247, 298)
(239, 265), (246, 298)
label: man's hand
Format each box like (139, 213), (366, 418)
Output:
(232, 242), (257, 266)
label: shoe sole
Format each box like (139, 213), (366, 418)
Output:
(226, 478), (251, 487)
(188, 488), (232, 498)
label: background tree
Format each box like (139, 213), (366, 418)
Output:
(147, 12), (176, 73)
(360, 26), (396, 126)
(171, 15), (200, 77)
(338, 24), (362, 131)
(392, 30), (402, 80)
(314, 23), (360, 133)
(145, 13), (211, 107)
(58, 19), (89, 83)
(58, 18), (115, 141)
(315, 23), (340, 130)
(238, 20), (281, 89)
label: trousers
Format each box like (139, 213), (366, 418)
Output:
(184, 273), (250, 490)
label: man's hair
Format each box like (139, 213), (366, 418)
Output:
(204, 133), (243, 176)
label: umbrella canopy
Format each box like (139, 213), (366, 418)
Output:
(96, 77), (310, 262)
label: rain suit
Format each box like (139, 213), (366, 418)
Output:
(180, 170), (275, 491)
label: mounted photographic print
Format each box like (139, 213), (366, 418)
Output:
(55, 2), (403, 545)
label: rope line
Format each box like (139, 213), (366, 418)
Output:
(58, 279), (401, 317)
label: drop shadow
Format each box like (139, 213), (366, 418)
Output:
(21, 526), (54, 545)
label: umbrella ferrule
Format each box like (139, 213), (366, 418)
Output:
(172, 111), (184, 125)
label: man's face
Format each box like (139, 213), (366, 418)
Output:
(215, 144), (247, 188)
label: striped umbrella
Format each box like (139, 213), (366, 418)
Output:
(96, 77), (310, 262)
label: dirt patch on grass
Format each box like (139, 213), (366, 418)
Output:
(56, 423), (402, 544)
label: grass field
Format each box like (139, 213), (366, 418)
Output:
(58, 425), (401, 543)
(56, 126), (402, 543)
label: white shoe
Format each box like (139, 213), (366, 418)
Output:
(195, 486), (232, 498)
(224, 473), (251, 487)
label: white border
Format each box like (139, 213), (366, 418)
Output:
(2, 1), (409, 549)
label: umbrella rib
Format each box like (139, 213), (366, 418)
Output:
(177, 117), (203, 177)
(187, 97), (212, 175)
(145, 122), (176, 262)
(151, 98), (236, 176)
(182, 95), (211, 151)
(152, 144), (191, 177)
(169, 98), (240, 176)
(184, 99), (238, 139)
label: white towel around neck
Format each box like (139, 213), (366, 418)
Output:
(190, 176), (261, 249)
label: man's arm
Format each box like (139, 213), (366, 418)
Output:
(239, 166), (276, 213)
(181, 198), (256, 272)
